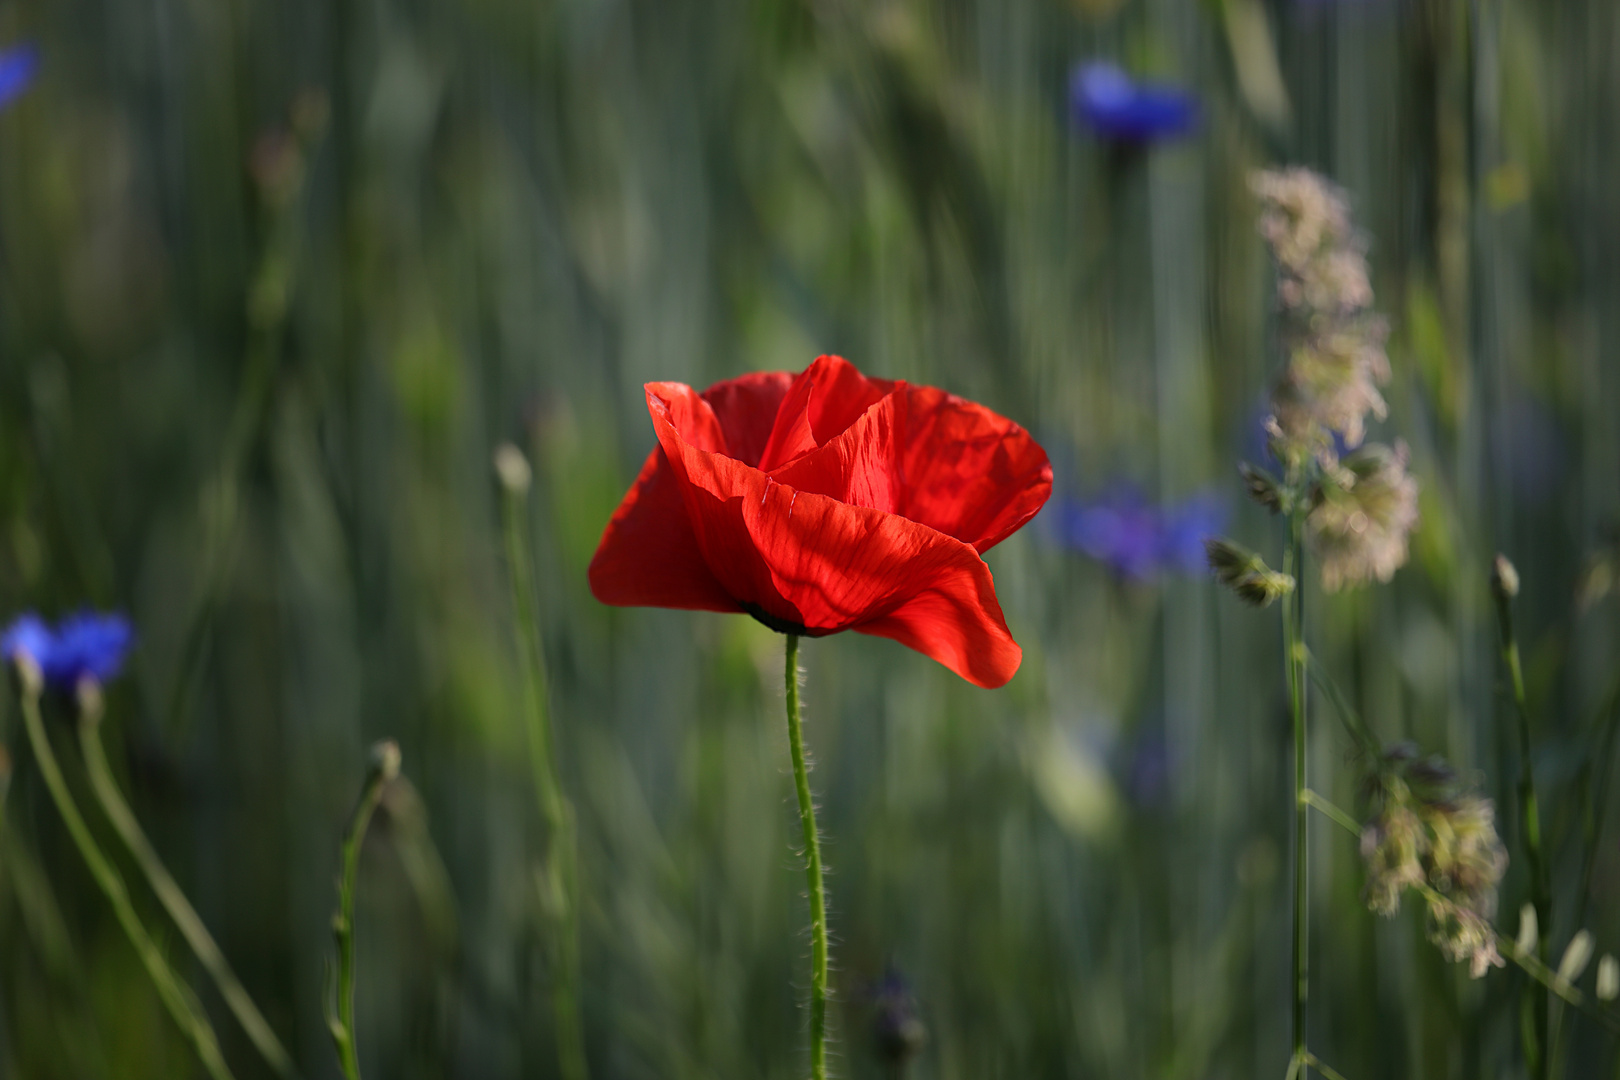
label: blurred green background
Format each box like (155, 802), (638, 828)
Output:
(1, 0), (1618, 1076)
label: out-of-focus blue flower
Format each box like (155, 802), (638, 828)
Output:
(2, 611), (134, 691)
(868, 967), (927, 1065)
(1069, 62), (1198, 142)
(0, 44), (39, 110)
(1119, 726), (1175, 808)
(1054, 487), (1226, 579)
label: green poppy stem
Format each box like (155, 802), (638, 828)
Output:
(783, 633), (828, 1080)
(327, 740), (398, 1080)
(76, 693), (299, 1079)
(13, 664), (235, 1080)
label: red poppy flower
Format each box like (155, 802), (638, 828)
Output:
(589, 355), (1052, 688)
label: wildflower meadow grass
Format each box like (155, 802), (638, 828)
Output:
(1, 2), (1619, 1078)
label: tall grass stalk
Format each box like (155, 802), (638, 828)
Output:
(13, 665), (235, 1080)
(1492, 560), (1550, 1080)
(496, 445), (588, 1080)
(76, 691), (299, 1079)
(327, 740), (399, 1080)
(1283, 508), (1309, 1067)
(783, 632), (829, 1080)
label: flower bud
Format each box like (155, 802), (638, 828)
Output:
(369, 739), (402, 783)
(1597, 955), (1618, 1001)
(1515, 903), (1539, 958)
(1491, 554), (1520, 600)
(494, 443), (533, 494)
(11, 652), (42, 698)
(871, 970), (927, 1066)
(1558, 930), (1594, 984)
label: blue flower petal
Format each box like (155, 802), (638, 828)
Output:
(1054, 487), (1225, 580)
(0, 44), (39, 111)
(1, 613), (53, 666)
(1, 610), (133, 691)
(1070, 61), (1198, 143)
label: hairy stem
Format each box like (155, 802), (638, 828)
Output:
(784, 633), (828, 1079)
(1493, 582), (1550, 1080)
(78, 704), (299, 1079)
(328, 741), (397, 1080)
(498, 458), (588, 1080)
(14, 670), (235, 1080)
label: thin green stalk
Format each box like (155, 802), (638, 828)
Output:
(1303, 1051), (1351, 1080)
(496, 446), (588, 1080)
(1282, 513), (1309, 1060)
(1492, 568), (1550, 1080)
(1305, 652), (1383, 761)
(1576, 678), (1620, 939)
(327, 740), (399, 1080)
(77, 697), (299, 1080)
(784, 633), (829, 1080)
(13, 666), (235, 1080)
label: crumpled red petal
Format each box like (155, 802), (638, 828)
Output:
(586, 439), (740, 612)
(646, 381), (1023, 687)
(897, 385), (1053, 553)
(757, 355), (894, 472)
(699, 370), (795, 468)
(588, 371), (793, 612)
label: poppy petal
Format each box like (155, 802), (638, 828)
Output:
(757, 355), (894, 472)
(699, 370), (796, 468)
(768, 388), (905, 515)
(648, 384), (1022, 685)
(587, 386), (740, 612)
(899, 386), (1053, 553)
(856, 565), (1023, 689)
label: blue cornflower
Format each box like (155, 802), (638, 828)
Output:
(1054, 487), (1226, 579)
(2, 611), (134, 691)
(1069, 62), (1198, 143)
(0, 44), (38, 111)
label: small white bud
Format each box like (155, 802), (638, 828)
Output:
(369, 739), (402, 783)
(1515, 903), (1538, 958)
(1597, 955), (1618, 1002)
(493, 443), (533, 494)
(1558, 930), (1595, 984)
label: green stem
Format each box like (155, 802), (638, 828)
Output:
(1283, 513), (1309, 1060)
(1493, 581), (1550, 1080)
(328, 741), (398, 1080)
(13, 670), (235, 1080)
(497, 457), (588, 1080)
(784, 633), (828, 1080)
(1305, 652), (1383, 761)
(77, 703), (299, 1079)
(1303, 1051), (1351, 1080)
